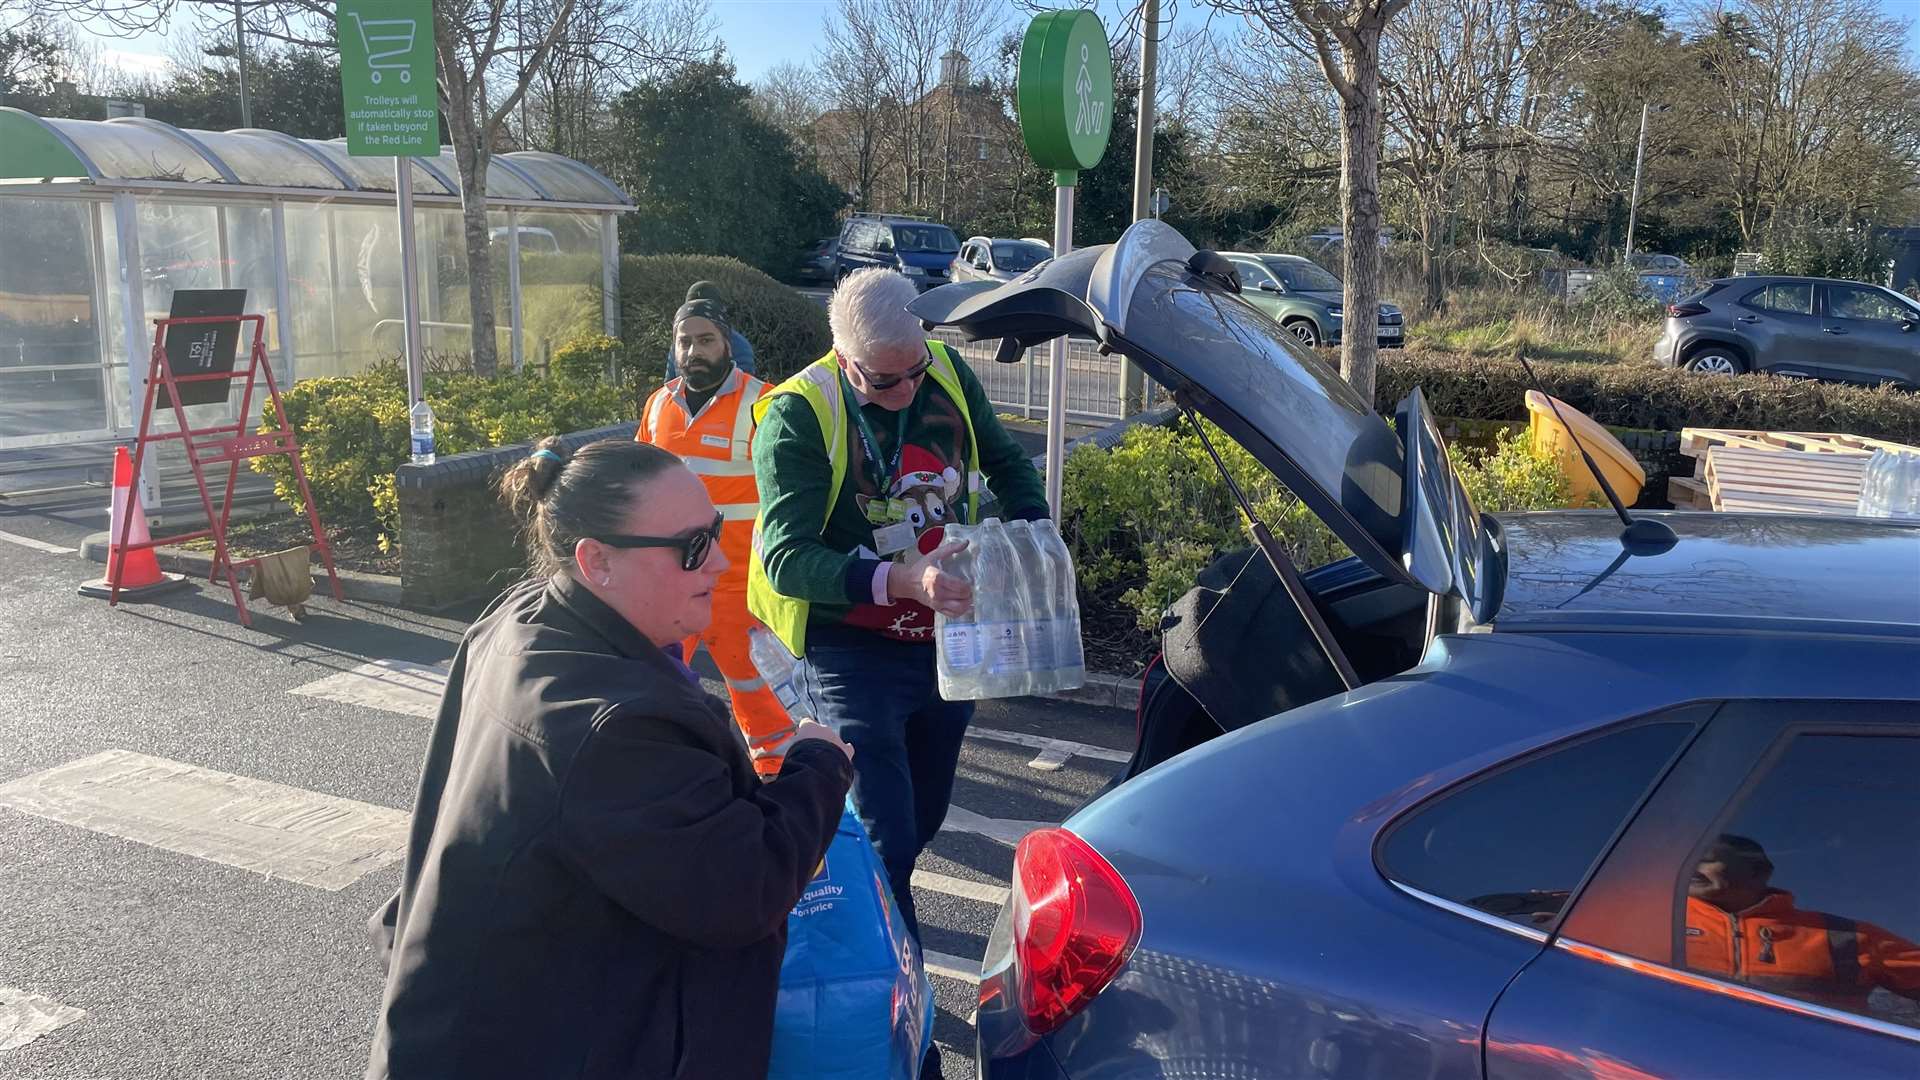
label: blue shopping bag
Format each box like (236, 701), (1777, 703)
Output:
(768, 801), (934, 1080)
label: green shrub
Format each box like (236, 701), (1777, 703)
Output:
(1377, 349), (1920, 444)
(252, 362), (628, 545)
(619, 254), (831, 385)
(551, 334), (621, 382)
(1062, 417), (1573, 634)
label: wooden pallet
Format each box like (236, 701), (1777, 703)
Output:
(1702, 447), (1869, 515)
(1672, 427), (1914, 515)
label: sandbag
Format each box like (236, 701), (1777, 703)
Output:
(768, 802), (933, 1080)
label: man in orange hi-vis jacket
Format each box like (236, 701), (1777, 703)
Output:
(639, 297), (790, 775)
(1686, 834), (1920, 1016)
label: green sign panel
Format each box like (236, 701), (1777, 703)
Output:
(337, 0), (440, 157)
(1016, 10), (1114, 184)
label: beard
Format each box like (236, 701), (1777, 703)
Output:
(680, 354), (730, 391)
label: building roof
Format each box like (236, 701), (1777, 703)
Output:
(0, 108), (630, 210)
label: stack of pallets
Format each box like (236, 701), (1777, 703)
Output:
(1668, 429), (1913, 515)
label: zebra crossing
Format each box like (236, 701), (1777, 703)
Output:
(0, 652), (1130, 1075)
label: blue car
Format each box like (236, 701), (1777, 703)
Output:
(834, 213), (962, 291)
(910, 222), (1920, 1080)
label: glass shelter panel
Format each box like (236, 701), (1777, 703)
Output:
(0, 197), (108, 440)
(516, 211), (605, 365)
(283, 203), (342, 379)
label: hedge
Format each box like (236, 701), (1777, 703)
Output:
(1376, 349), (1920, 444)
(1063, 415), (1580, 638)
(618, 254), (831, 386)
(251, 362), (627, 545)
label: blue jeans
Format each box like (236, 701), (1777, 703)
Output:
(796, 625), (973, 938)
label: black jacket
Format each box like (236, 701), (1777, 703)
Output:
(366, 574), (852, 1079)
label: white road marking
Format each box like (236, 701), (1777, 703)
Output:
(0, 529), (76, 555)
(912, 869), (1009, 906)
(0, 986), (84, 1052)
(967, 725), (1130, 769)
(923, 949), (982, 984)
(944, 804), (1053, 847)
(289, 659), (447, 719)
(0, 750), (410, 892)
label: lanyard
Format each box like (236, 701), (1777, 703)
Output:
(841, 371), (912, 492)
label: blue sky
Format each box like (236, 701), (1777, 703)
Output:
(77, 0), (1920, 88)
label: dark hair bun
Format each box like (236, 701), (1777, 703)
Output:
(499, 436), (570, 529)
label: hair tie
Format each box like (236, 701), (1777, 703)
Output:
(530, 448), (565, 465)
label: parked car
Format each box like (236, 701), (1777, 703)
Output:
(910, 221), (1920, 1080)
(1221, 251), (1404, 348)
(487, 225), (559, 254)
(790, 237), (839, 284)
(833, 213), (962, 291)
(955, 236), (1053, 283)
(1655, 275), (1920, 388)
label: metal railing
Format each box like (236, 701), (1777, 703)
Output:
(931, 328), (1131, 422)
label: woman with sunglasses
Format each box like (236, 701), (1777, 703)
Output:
(367, 436), (854, 1080)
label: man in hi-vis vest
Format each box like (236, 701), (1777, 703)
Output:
(639, 298), (788, 775)
(747, 269), (1048, 957)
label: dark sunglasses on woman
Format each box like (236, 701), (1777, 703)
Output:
(593, 511), (725, 571)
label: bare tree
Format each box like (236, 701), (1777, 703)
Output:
(817, 0), (896, 210)
(752, 61), (826, 141)
(1691, 0), (1920, 246)
(1215, 0), (1411, 402)
(518, 0), (711, 161)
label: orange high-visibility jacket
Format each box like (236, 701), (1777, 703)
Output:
(1686, 892), (1920, 1012)
(639, 368), (772, 569)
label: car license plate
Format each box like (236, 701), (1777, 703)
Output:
(1380, 326), (1402, 340)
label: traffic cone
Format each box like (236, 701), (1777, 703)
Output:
(79, 447), (188, 600)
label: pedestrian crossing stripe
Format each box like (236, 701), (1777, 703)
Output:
(0, 750), (409, 891)
(0, 986), (84, 1052)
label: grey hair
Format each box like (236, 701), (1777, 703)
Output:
(828, 268), (926, 363)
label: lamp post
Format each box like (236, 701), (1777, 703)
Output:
(1624, 102), (1669, 261)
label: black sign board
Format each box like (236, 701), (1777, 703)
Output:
(158, 289), (247, 408)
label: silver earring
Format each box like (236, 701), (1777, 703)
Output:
(599, 576), (612, 588)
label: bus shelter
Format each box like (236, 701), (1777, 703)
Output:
(0, 108), (631, 453)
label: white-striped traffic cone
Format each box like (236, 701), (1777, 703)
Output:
(79, 447), (188, 600)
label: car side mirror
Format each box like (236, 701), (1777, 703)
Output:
(1901, 317), (1918, 333)
(1258, 281), (1280, 293)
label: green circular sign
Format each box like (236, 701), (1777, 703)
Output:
(1017, 9), (1114, 180)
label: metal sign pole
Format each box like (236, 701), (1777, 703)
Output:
(395, 156), (425, 403)
(1045, 179), (1074, 519)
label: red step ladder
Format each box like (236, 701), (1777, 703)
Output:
(112, 313), (342, 626)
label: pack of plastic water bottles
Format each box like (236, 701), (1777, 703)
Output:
(933, 518), (1086, 700)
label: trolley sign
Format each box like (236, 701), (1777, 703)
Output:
(337, 0), (440, 157)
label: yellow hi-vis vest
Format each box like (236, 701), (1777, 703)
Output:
(746, 341), (979, 657)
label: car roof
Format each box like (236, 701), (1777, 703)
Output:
(1494, 511), (1920, 638)
(1220, 251), (1313, 264)
(1711, 274), (1897, 288)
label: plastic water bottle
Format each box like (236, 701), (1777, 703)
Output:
(1005, 520), (1054, 689)
(1034, 519), (1086, 691)
(934, 522), (988, 700)
(1856, 449), (1920, 521)
(409, 399), (436, 466)
(748, 626), (808, 718)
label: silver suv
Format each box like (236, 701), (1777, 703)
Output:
(1655, 275), (1920, 388)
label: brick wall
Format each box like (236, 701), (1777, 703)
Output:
(394, 423), (638, 610)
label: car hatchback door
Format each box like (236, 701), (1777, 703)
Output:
(1485, 699), (1920, 1079)
(1820, 284), (1920, 387)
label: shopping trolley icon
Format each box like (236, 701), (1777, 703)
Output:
(348, 12), (417, 84)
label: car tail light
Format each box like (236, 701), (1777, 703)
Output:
(1009, 828), (1141, 1035)
(1668, 301), (1709, 318)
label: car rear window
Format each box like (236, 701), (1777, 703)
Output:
(893, 225), (959, 254)
(1380, 720), (1695, 932)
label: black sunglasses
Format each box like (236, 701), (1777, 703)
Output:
(593, 512), (724, 571)
(851, 346), (935, 390)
